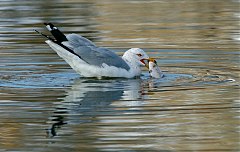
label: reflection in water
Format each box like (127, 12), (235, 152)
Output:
(48, 74), (193, 134)
(45, 75), (239, 151)
(47, 115), (67, 137)
(48, 78), (143, 136)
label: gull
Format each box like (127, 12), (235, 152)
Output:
(35, 23), (149, 78)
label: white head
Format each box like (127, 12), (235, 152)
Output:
(122, 48), (149, 67)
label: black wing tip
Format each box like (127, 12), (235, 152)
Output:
(43, 22), (67, 42)
(44, 22), (57, 31)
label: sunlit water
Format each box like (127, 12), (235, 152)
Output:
(0, 0), (239, 152)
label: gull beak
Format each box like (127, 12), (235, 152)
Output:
(145, 58), (156, 69)
(140, 58), (150, 69)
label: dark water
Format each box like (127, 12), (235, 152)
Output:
(0, 0), (239, 152)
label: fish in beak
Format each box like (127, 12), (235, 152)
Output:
(148, 58), (164, 78)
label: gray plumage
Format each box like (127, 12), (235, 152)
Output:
(62, 34), (130, 70)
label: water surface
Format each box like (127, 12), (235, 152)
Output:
(0, 0), (239, 152)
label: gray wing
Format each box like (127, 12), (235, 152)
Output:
(63, 34), (130, 70)
(64, 34), (96, 47)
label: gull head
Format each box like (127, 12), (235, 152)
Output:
(123, 48), (149, 67)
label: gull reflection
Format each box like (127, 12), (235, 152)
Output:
(47, 78), (146, 137)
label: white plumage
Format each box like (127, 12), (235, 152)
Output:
(46, 40), (148, 78)
(41, 23), (150, 78)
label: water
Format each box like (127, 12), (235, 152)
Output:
(0, 0), (239, 152)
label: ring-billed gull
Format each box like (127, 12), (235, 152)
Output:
(36, 23), (149, 78)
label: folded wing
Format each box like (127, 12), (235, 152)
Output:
(42, 23), (130, 71)
(63, 34), (130, 70)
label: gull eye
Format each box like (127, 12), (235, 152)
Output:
(137, 54), (142, 57)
